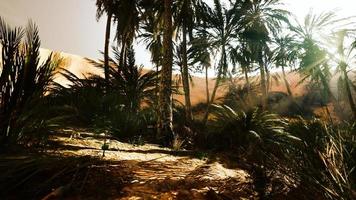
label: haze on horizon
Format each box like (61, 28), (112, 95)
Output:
(1, 0), (355, 70)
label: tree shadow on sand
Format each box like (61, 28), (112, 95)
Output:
(0, 129), (260, 199)
(119, 158), (256, 200)
(0, 153), (134, 200)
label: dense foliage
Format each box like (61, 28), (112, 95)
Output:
(0, 17), (62, 145)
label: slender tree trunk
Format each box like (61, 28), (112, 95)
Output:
(104, 11), (112, 86)
(243, 65), (251, 104)
(203, 48), (225, 125)
(156, 64), (159, 98)
(155, 63), (160, 120)
(203, 69), (222, 125)
(265, 64), (270, 94)
(158, 0), (174, 145)
(318, 70), (343, 119)
(181, 24), (193, 122)
(259, 55), (267, 110)
(244, 66), (250, 89)
(281, 65), (293, 97)
(205, 65), (210, 105)
(343, 70), (356, 119)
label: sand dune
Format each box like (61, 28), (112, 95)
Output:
(40, 49), (103, 86)
(41, 49), (308, 105)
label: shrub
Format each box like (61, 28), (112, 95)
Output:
(207, 104), (301, 198)
(208, 105), (299, 153)
(287, 119), (356, 199)
(51, 46), (158, 140)
(172, 135), (185, 151)
(0, 17), (62, 146)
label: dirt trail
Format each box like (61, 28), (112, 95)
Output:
(49, 129), (256, 199)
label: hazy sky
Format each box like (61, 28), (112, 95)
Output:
(0, 0), (355, 68)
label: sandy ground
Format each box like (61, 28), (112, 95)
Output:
(48, 128), (255, 200)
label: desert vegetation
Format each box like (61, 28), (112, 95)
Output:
(0, 0), (356, 199)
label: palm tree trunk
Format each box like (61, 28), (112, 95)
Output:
(203, 69), (222, 125)
(156, 64), (159, 98)
(319, 70), (343, 119)
(155, 63), (160, 119)
(343, 70), (356, 119)
(259, 55), (268, 110)
(158, 0), (174, 145)
(243, 65), (251, 104)
(104, 11), (112, 86)
(244, 65), (250, 89)
(181, 23), (193, 122)
(281, 65), (293, 97)
(265, 64), (270, 94)
(205, 65), (210, 105)
(203, 48), (225, 125)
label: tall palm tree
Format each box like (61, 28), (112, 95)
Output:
(113, 0), (143, 69)
(95, 0), (118, 85)
(190, 37), (211, 105)
(97, 0), (145, 73)
(173, 0), (206, 122)
(300, 39), (335, 106)
(239, 0), (290, 109)
(272, 34), (300, 97)
(331, 30), (356, 119)
(139, 13), (163, 108)
(291, 11), (348, 116)
(232, 40), (253, 90)
(158, 0), (174, 145)
(198, 0), (242, 124)
(140, 14), (163, 73)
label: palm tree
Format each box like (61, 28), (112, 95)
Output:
(198, 0), (242, 124)
(299, 38), (334, 104)
(158, 0), (174, 145)
(291, 11), (348, 117)
(331, 30), (356, 119)
(0, 18), (24, 142)
(173, 0), (207, 122)
(0, 18), (58, 143)
(272, 34), (300, 97)
(137, 0), (176, 143)
(97, 0), (145, 74)
(189, 37), (211, 105)
(139, 13), (164, 119)
(113, 0), (143, 69)
(232, 40), (253, 91)
(140, 14), (163, 74)
(95, 0), (118, 85)
(85, 46), (158, 113)
(239, 0), (290, 109)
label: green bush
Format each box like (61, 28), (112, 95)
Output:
(206, 104), (302, 198)
(208, 105), (299, 153)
